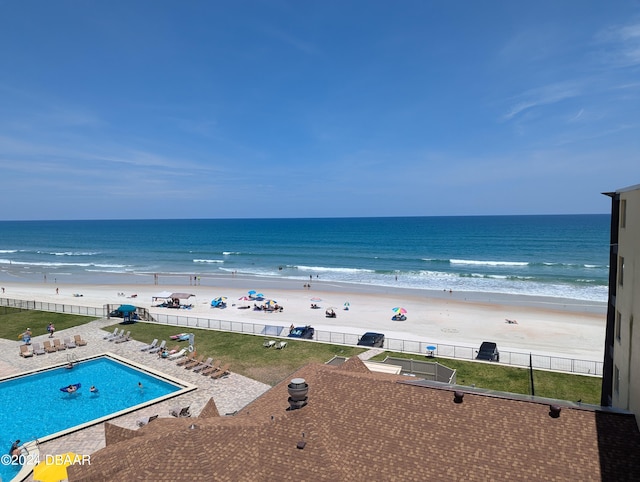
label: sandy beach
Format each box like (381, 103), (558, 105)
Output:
(0, 275), (607, 361)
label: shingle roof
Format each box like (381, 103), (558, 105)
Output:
(68, 362), (640, 481)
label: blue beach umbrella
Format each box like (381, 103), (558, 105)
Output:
(117, 304), (136, 313)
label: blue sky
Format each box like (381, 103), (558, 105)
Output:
(1, 1), (639, 220)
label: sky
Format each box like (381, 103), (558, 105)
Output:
(1, 1), (639, 220)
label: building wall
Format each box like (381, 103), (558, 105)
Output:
(612, 185), (640, 429)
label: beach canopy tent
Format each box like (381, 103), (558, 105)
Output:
(171, 293), (195, 300)
(152, 291), (173, 301)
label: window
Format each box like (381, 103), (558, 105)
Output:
(615, 311), (622, 342)
(620, 199), (626, 228)
(619, 257), (624, 286)
(614, 365), (620, 394)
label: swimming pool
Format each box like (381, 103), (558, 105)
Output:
(0, 354), (194, 482)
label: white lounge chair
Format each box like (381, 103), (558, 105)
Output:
(64, 336), (76, 349)
(263, 340), (276, 348)
(103, 327), (118, 340)
(275, 341), (287, 349)
(141, 339), (158, 352)
(149, 340), (166, 354)
(168, 348), (187, 360)
(108, 329), (125, 342)
(114, 331), (131, 343)
(32, 342), (45, 355)
(136, 414), (159, 427)
(169, 406), (191, 418)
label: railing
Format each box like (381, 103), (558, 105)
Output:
(0, 298), (603, 376)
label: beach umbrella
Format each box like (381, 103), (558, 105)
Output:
(392, 307), (407, 314)
(238, 296), (250, 301)
(117, 304), (137, 313)
(33, 452), (86, 482)
(310, 297), (322, 302)
(248, 290), (256, 296)
(344, 301), (350, 307)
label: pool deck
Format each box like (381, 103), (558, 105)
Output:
(0, 318), (270, 481)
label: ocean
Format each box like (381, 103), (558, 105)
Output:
(0, 215), (610, 302)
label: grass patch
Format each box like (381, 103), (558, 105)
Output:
(0, 308), (94, 340)
(371, 351), (602, 405)
(105, 322), (364, 386)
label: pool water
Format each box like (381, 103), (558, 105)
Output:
(0, 356), (182, 482)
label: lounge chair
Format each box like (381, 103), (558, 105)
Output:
(201, 360), (222, 376)
(64, 336), (77, 349)
(210, 363), (231, 379)
(148, 340), (166, 354)
(43, 340), (57, 353)
(192, 357), (213, 373)
(168, 348), (187, 360)
(263, 339), (275, 348)
(114, 331), (131, 344)
(103, 327), (118, 339)
(74, 334), (88, 346)
(176, 351), (197, 366)
(169, 406), (191, 418)
(136, 414), (159, 427)
(275, 341), (287, 350)
(32, 342), (46, 355)
(53, 338), (66, 351)
(19, 345), (34, 357)
(108, 329), (125, 342)
(140, 338), (158, 352)
(183, 355), (204, 370)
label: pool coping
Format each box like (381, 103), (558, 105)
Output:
(5, 352), (197, 482)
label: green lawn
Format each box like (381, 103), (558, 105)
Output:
(370, 351), (602, 405)
(0, 309), (603, 402)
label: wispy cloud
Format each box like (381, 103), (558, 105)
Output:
(594, 21), (640, 68)
(502, 82), (582, 121)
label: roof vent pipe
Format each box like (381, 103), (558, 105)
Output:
(549, 405), (561, 418)
(287, 378), (309, 411)
(453, 391), (464, 404)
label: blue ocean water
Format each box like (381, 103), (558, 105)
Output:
(0, 215), (610, 302)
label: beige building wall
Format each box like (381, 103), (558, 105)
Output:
(612, 185), (640, 428)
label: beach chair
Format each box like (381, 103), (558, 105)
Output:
(103, 327), (118, 340)
(115, 331), (131, 344)
(136, 414), (159, 427)
(108, 329), (125, 342)
(263, 340), (276, 348)
(201, 360), (222, 376)
(169, 406), (191, 418)
(168, 348), (187, 360)
(275, 341), (287, 350)
(43, 340), (57, 353)
(176, 351), (197, 366)
(140, 339), (158, 352)
(64, 336), (77, 349)
(192, 357), (213, 373)
(74, 334), (88, 346)
(53, 338), (66, 351)
(149, 340), (166, 354)
(19, 345), (34, 357)
(210, 363), (231, 379)
(183, 355), (204, 370)
(32, 342), (46, 355)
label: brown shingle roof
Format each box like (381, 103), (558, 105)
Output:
(68, 363), (640, 481)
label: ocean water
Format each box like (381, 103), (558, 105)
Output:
(0, 215), (610, 302)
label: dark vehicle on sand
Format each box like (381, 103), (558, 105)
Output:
(476, 341), (499, 362)
(288, 326), (315, 339)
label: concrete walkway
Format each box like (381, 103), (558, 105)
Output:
(0, 317), (270, 481)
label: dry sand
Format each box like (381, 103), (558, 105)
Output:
(1, 275), (607, 361)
